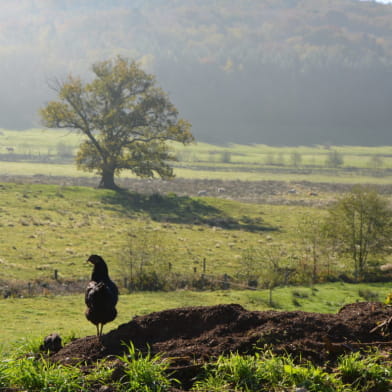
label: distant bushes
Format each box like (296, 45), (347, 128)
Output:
(358, 289), (379, 302)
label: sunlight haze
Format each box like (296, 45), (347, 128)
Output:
(1, 0), (392, 146)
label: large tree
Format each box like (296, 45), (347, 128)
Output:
(40, 57), (193, 189)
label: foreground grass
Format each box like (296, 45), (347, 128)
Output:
(0, 282), (390, 349)
(0, 341), (390, 391)
(191, 350), (391, 392)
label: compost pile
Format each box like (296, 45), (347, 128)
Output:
(51, 302), (392, 390)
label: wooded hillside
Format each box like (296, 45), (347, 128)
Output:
(1, 0), (392, 145)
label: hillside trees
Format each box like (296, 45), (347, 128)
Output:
(325, 150), (344, 168)
(259, 245), (296, 306)
(40, 56), (193, 189)
(297, 215), (329, 284)
(324, 186), (392, 280)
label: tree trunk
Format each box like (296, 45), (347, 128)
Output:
(98, 168), (119, 190)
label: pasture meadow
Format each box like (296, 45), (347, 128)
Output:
(0, 181), (322, 282)
(2, 128), (392, 183)
(0, 282), (390, 349)
(0, 130), (391, 390)
(1, 181), (385, 291)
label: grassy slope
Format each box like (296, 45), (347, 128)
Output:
(0, 182), (324, 281)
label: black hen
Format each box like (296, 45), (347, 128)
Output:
(85, 254), (118, 337)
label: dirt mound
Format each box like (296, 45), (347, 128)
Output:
(51, 302), (392, 389)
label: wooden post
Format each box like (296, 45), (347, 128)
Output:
(203, 258), (206, 274)
(222, 273), (229, 290)
(53, 269), (58, 281)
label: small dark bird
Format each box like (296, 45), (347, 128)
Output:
(40, 333), (62, 353)
(85, 254), (118, 337)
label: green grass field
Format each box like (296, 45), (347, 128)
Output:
(0, 128), (82, 155)
(0, 181), (389, 348)
(0, 129), (391, 353)
(0, 181), (327, 282)
(2, 129), (392, 184)
(0, 282), (390, 349)
(0, 180), (373, 288)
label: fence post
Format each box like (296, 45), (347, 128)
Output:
(222, 273), (230, 290)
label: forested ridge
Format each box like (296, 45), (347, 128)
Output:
(1, 0), (392, 145)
